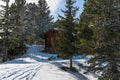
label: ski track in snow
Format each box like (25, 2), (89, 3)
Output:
(0, 45), (97, 80)
(0, 64), (43, 80)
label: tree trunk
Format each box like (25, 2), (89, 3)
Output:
(4, 45), (8, 60)
(70, 57), (72, 69)
(3, 46), (8, 61)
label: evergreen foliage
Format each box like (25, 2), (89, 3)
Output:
(0, 0), (11, 61)
(81, 0), (120, 79)
(0, 1), (119, 80)
(52, 0), (79, 69)
(0, 0), (54, 61)
(75, 12), (96, 54)
(24, 0), (54, 44)
(35, 0), (54, 43)
(8, 0), (27, 58)
(24, 3), (38, 44)
(0, 0), (27, 61)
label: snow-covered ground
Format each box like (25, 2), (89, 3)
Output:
(0, 45), (98, 80)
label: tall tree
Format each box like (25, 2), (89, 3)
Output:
(0, 0), (11, 61)
(24, 3), (38, 44)
(8, 0), (27, 56)
(75, 11), (95, 55)
(82, 0), (120, 80)
(35, 0), (54, 43)
(54, 0), (79, 69)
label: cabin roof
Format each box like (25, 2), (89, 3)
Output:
(45, 28), (58, 34)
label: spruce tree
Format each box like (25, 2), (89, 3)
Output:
(82, 0), (120, 80)
(0, 0), (11, 61)
(0, 1), (4, 55)
(24, 3), (38, 44)
(54, 0), (79, 69)
(35, 0), (54, 43)
(75, 11), (95, 55)
(8, 0), (27, 56)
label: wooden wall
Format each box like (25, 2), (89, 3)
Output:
(45, 29), (58, 51)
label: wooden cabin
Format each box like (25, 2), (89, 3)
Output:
(44, 28), (58, 51)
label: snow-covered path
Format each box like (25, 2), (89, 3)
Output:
(0, 64), (43, 80)
(0, 45), (97, 80)
(0, 63), (84, 80)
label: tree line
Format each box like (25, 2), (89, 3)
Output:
(51, 0), (120, 80)
(0, 0), (53, 61)
(0, 0), (120, 80)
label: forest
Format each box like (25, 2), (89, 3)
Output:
(0, 0), (120, 80)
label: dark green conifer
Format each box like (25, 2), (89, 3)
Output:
(35, 0), (54, 43)
(0, 0), (11, 61)
(81, 0), (120, 79)
(54, 0), (79, 69)
(8, 0), (27, 57)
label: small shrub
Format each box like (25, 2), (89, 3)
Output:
(60, 66), (69, 71)
(70, 67), (78, 72)
(83, 71), (87, 74)
(60, 66), (78, 72)
(48, 56), (56, 61)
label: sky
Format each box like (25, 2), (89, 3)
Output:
(54, 0), (85, 20)
(0, 0), (85, 20)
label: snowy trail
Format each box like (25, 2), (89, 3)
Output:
(0, 64), (43, 80)
(0, 63), (85, 80)
(0, 45), (97, 80)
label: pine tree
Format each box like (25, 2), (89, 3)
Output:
(24, 3), (38, 44)
(75, 11), (95, 55)
(0, 0), (3, 53)
(8, 0), (27, 56)
(35, 0), (54, 43)
(54, 0), (79, 69)
(82, 0), (120, 79)
(0, 0), (11, 61)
